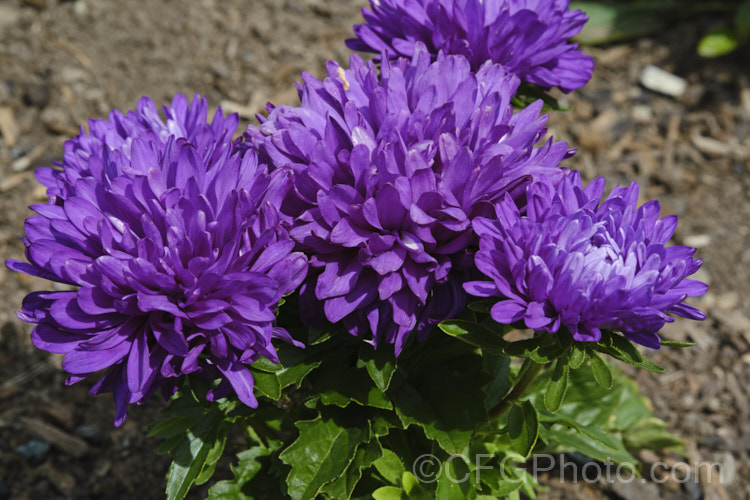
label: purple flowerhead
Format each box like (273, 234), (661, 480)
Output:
(7, 94), (307, 425)
(248, 45), (570, 354)
(347, 0), (595, 92)
(464, 171), (707, 349)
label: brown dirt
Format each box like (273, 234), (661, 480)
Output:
(0, 1), (748, 499)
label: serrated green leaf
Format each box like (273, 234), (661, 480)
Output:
(165, 409), (224, 500)
(698, 27), (739, 58)
(250, 357), (282, 373)
(438, 319), (506, 353)
(589, 350), (613, 389)
(207, 447), (270, 500)
(390, 371), (488, 454)
(321, 439), (383, 499)
(508, 401), (538, 458)
(373, 448), (405, 485)
(544, 359), (569, 412)
(360, 345), (397, 391)
(280, 413), (369, 500)
(250, 369), (282, 400)
(318, 367), (393, 410)
(372, 486), (404, 500)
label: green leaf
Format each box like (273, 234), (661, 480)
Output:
(372, 486), (404, 500)
(588, 350), (613, 390)
(148, 415), (197, 441)
(165, 409), (224, 500)
(207, 447), (271, 499)
(318, 368), (393, 410)
(390, 371), (489, 454)
(373, 448), (405, 486)
(622, 418), (684, 451)
(698, 27), (739, 58)
(275, 344), (324, 389)
(250, 369), (282, 400)
(504, 333), (560, 362)
(482, 353), (512, 411)
(540, 424), (637, 469)
(527, 362), (623, 428)
(195, 424), (229, 485)
(436, 456), (474, 500)
(593, 331), (664, 373)
(571, 2), (670, 45)
(538, 412), (630, 457)
(360, 345), (397, 391)
(508, 401), (539, 458)
(544, 359), (569, 412)
(659, 340), (695, 348)
(438, 319), (506, 353)
(321, 439), (383, 499)
(249, 357), (282, 373)
(467, 300), (495, 314)
(568, 346), (587, 370)
(401, 471), (423, 495)
(280, 413), (369, 500)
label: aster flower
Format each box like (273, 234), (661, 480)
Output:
(347, 0), (594, 92)
(7, 94), (307, 425)
(247, 45), (570, 353)
(464, 171), (707, 349)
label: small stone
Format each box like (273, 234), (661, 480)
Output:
(75, 424), (106, 444)
(16, 439), (51, 464)
(684, 234), (712, 248)
(641, 65), (687, 97)
(40, 108), (73, 135)
(73, 0), (87, 16)
(631, 104), (653, 123)
(0, 106), (20, 147)
(0, 4), (21, 30)
(706, 398), (721, 413)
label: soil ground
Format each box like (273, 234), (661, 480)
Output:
(0, 1), (748, 499)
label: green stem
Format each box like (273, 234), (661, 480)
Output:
(489, 358), (545, 420)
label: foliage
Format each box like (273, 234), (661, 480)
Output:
(572, 0), (750, 57)
(148, 297), (687, 499)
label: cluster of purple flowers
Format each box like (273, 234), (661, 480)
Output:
(8, 0), (706, 421)
(248, 44), (570, 353)
(9, 95), (306, 424)
(347, 0), (594, 92)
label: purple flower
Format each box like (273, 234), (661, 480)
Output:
(464, 171), (707, 349)
(347, 0), (595, 92)
(247, 46), (570, 353)
(7, 94), (307, 425)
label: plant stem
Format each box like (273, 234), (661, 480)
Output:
(489, 358), (545, 420)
